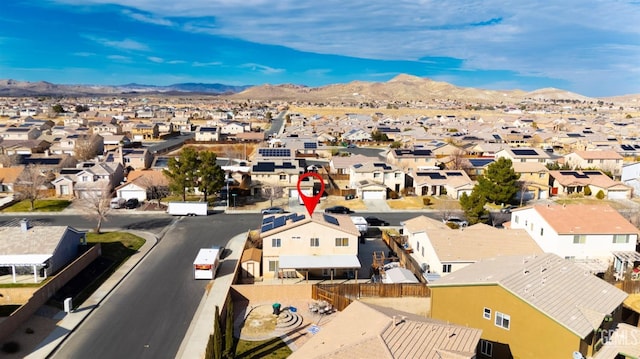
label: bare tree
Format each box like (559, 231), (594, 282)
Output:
(138, 173), (170, 208)
(78, 182), (112, 233)
(0, 153), (21, 168)
(15, 165), (48, 211)
(448, 147), (470, 170)
(74, 134), (102, 161)
(261, 185), (284, 207)
(58, 154), (78, 169)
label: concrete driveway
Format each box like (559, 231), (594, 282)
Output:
(362, 199), (391, 212)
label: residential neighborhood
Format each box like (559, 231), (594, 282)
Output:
(1, 91), (640, 359)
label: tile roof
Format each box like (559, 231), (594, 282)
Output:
(430, 253), (628, 338)
(0, 166), (25, 184)
(289, 301), (481, 359)
(427, 224), (543, 262)
(571, 150), (623, 160)
(525, 204), (638, 235)
(401, 215), (450, 233)
(549, 170), (628, 189)
(259, 212), (360, 237)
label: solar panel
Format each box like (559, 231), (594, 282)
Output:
(261, 223), (274, 232)
(293, 214), (306, 222)
(258, 148), (291, 157)
(445, 172), (463, 176)
(374, 163), (392, 170)
(469, 159), (494, 167)
(567, 133), (583, 137)
(304, 142), (317, 149)
(582, 171), (602, 175)
(353, 163), (363, 169)
(492, 134), (501, 140)
(262, 216), (275, 224)
(560, 171), (578, 176)
(574, 173), (589, 178)
(622, 145), (634, 151)
(413, 149), (433, 156)
(511, 149), (538, 156)
(252, 162), (276, 172)
(273, 216), (287, 228)
(323, 214), (339, 226)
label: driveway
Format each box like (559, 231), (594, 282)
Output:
(362, 199), (391, 212)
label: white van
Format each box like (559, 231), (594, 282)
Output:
(110, 197), (126, 209)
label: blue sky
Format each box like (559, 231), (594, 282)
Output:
(0, 1), (638, 97)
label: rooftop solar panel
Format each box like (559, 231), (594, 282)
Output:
(303, 142), (318, 149)
(262, 216), (275, 224)
(469, 159), (494, 167)
(574, 173), (589, 178)
(323, 214), (339, 226)
(261, 223), (274, 232)
(273, 216), (287, 228)
(559, 171), (578, 176)
(258, 148), (291, 157)
(582, 171), (602, 175)
(511, 149), (539, 156)
(445, 172), (463, 176)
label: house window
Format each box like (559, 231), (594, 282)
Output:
(335, 238), (349, 247)
(416, 242), (420, 251)
(614, 234), (630, 244)
(540, 228), (544, 236)
(588, 159), (593, 164)
(573, 235), (586, 244)
(279, 174), (286, 181)
(495, 312), (510, 330)
(373, 172), (381, 178)
(483, 307), (491, 320)
(310, 237), (319, 247)
(442, 264), (452, 273)
(421, 247), (424, 256)
(395, 173), (401, 178)
(514, 215), (519, 224)
(480, 340), (493, 356)
(268, 260), (279, 272)
(272, 238), (281, 247)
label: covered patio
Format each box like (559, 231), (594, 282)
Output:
(278, 255), (361, 283)
(0, 254), (51, 284)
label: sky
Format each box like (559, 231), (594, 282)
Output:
(0, 1), (639, 97)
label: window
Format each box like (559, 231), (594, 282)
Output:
(495, 312), (510, 329)
(268, 260), (279, 272)
(271, 238), (281, 247)
(373, 172), (381, 178)
(540, 228), (544, 236)
(483, 307), (491, 320)
(480, 340), (493, 356)
(514, 215), (519, 224)
(395, 173), (401, 178)
(335, 238), (349, 247)
(279, 174), (286, 181)
(614, 234), (630, 244)
(587, 159), (594, 164)
(573, 235), (586, 244)
(310, 237), (319, 247)
(442, 264), (452, 273)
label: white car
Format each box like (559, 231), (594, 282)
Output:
(444, 217), (468, 227)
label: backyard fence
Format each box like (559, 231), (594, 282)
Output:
(312, 282), (430, 311)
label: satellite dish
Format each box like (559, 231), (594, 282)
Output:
(572, 351), (584, 359)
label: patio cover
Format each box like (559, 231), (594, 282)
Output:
(279, 255), (361, 269)
(0, 254), (51, 266)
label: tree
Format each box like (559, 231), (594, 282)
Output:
(15, 165), (48, 211)
(198, 151), (225, 202)
(459, 192), (488, 225)
(371, 130), (389, 142)
(75, 104), (89, 113)
(389, 141), (402, 149)
(448, 147), (470, 170)
(213, 306), (223, 359)
(139, 173), (170, 207)
(475, 157), (520, 205)
(51, 104), (64, 114)
(223, 299), (235, 358)
(262, 185), (284, 207)
(74, 134), (102, 161)
(0, 153), (20, 168)
(164, 147), (200, 201)
(78, 182), (112, 233)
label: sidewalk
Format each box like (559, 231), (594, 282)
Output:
(21, 230), (159, 359)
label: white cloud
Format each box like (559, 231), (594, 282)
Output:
(147, 56), (164, 63)
(239, 63), (284, 75)
(192, 61), (222, 67)
(83, 34), (149, 51)
(108, 55), (132, 62)
(54, 0), (640, 93)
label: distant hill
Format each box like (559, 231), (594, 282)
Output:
(0, 79), (251, 96)
(228, 74), (599, 105)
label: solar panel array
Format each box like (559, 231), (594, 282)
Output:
(445, 172), (463, 176)
(511, 149), (539, 156)
(469, 159), (494, 167)
(417, 172), (446, 179)
(621, 144), (640, 151)
(252, 161), (297, 172)
(323, 214), (339, 226)
(303, 142), (318, 149)
(258, 148), (291, 157)
(261, 213), (306, 232)
(373, 163), (392, 170)
(559, 171), (592, 179)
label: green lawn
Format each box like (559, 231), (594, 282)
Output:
(2, 199), (71, 212)
(235, 338), (292, 359)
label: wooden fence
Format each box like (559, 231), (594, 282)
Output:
(382, 231), (428, 284)
(312, 282), (430, 311)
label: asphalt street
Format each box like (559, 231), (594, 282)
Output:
(0, 210), (458, 358)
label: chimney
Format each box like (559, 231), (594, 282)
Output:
(20, 218), (30, 232)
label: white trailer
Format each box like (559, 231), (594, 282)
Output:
(193, 247), (222, 280)
(350, 216), (369, 234)
(168, 201), (208, 216)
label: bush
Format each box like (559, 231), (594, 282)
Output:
(584, 185), (592, 196)
(422, 197), (432, 206)
(596, 190), (605, 200)
(388, 191), (399, 200)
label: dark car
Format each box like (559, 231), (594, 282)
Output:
(324, 206), (354, 214)
(344, 194), (356, 200)
(500, 205), (516, 213)
(261, 207), (285, 215)
(365, 216), (389, 226)
(124, 198), (139, 209)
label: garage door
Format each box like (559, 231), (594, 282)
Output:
(289, 188), (312, 199)
(608, 190), (628, 200)
(362, 190), (385, 200)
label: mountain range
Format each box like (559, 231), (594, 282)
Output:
(0, 76), (636, 105)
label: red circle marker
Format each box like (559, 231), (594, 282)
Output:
(297, 172), (325, 217)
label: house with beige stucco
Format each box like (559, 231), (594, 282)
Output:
(259, 212), (361, 280)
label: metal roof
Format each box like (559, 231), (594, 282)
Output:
(279, 255), (361, 269)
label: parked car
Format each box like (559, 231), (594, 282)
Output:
(443, 217), (468, 227)
(344, 194), (356, 200)
(261, 207), (285, 215)
(110, 197), (126, 209)
(365, 216), (389, 226)
(124, 198), (139, 209)
(500, 205), (516, 213)
(324, 206), (354, 214)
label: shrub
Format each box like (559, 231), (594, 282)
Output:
(596, 190), (605, 200)
(422, 197), (432, 206)
(388, 191), (399, 200)
(584, 185), (592, 196)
